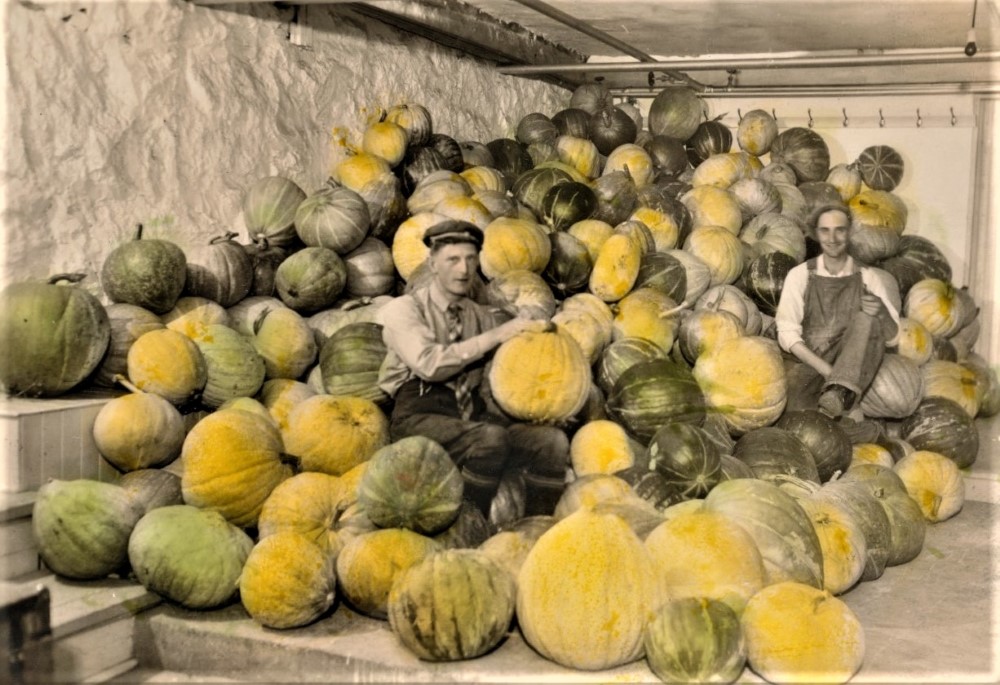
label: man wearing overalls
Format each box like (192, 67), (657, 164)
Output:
(775, 203), (900, 421)
(377, 220), (570, 522)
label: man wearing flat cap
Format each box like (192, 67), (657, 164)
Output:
(377, 220), (570, 522)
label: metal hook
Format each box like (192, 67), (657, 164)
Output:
(950, 107), (957, 126)
(737, 108), (743, 123)
(772, 108), (778, 123)
(807, 109), (814, 128)
(878, 109), (885, 128)
(647, 71), (655, 88)
(842, 108), (849, 128)
(916, 108), (922, 127)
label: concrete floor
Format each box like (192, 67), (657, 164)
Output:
(110, 415), (1000, 684)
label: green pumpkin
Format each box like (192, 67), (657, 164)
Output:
(358, 436), (464, 535)
(769, 127), (831, 183)
(900, 397), (979, 469)
(703, 478), (824, 589)
(644, 598), (747, 684)
(775, 410), (853, 483)
(0, 274), (110, 397)
(191, 324), (266, 409)
(101, 225), (188, 314)
(388, 549), (516, 661)
(540, 181), (597, 231)
(128, 505), (254, 609)
(32, 479), (144, 579)
(647, 422), (722, 499)
(606, 359), (707, 442)
(318, 321), (389, 405)
(732, 427), (820, 484)
(274, 246), (347, 313)
(242, 175), (307, 247)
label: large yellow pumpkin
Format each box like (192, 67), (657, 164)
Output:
(603, 144), (653, 187)
(488, 329), (591, 424)
(283, 395), (389, 475)
(517, 509), (665, 670)
(127, 328), (207, 406)
(181, 408), (292, 527)
(251, 307), (318, 380)
(629, 206), (682, 252)
(567, 219), (615, 262)
(644, 508), (766, 616)
(570, 419), (638, 476)
(258, 378), (317, 433)
(741, 581), (865, 684)
(92, 387), (185, 472)
(795, 498), (867, 596)
(480, 216), (551, 280)
(682, 185), (743, 234)
(556, 134), (601, 179)
(612, 287), (681, 354)
(390, 212), (448, 282)
(893, 450), (965, 522)
(683, 225), (745, 287)
(690, 152), (754, 190)
(239, 531), (336, 630)
(921, 359), (981, 418)
(551, 292), (615, 364)
(257, 471), (359, 556)
(904, 278), (971, 339)
(693, 335), (787, 436)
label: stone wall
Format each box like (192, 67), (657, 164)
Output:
(1, 0), (568, 293)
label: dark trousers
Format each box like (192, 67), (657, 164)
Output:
(390, 379), (569, 517)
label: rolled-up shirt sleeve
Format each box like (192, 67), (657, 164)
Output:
(378, 296), (492, 383)
(775, 263), (808, 353)
(861, 268), (901, 347)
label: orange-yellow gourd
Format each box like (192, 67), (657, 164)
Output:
(589, 233), (643, 303)
(92, 382), (185, 472)
(682, 184), (744, 234)
(517, 509), (665, 670)
(251, 307), (318, 380)
(258, 379), (317, 433)
(567, 219), (615, 262)
(629, 206), (682, 252)
(257, 471), (357, 556)
(611, 287), (681, 354)
(127, 328), (207, 405)
(683, 225), (745, 287)
(570, 419), (638, 476)
(796, 498), (867, 596)
(283, 394), (389, 475)
(921, 359), (980, 418)
(893, 450), (965, 522)
(480, 216), (552, 280)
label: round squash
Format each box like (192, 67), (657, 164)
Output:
(274, 246), (347, 313)
(317, 321), (389, 405)
(606, 359), (707, 442)
(741, 581), (865, 684)
(127, 328), (207, 405)
(240, 531), (336, 629)
(93, 303), (165, 388)
(336, 528), (440, 618)
(389, 549), (516, 661)
(161, 296), (229, 339)
(0, 275), (111, 397)
(894, 450), (965, 522)
(181, 408), (292, 527)
(647, 422), (722, 499)
(184, 233), (254, 307)
(283, 394), (389, 476)
(190, 324), (266, 409)
(101, 225), (188, 314)
(769, 127), (831, 183)
(257, 471), (358, 556)
(859, 353), (925, 419)
(358, 436), (464, 534)
(647, 87), (704, 141)
(857, 144), (904, 191)
(900, 396), (979, 468)
(93, 383), (185, 472)
(644, 598), (747, 684)
(480, 216), (551, 280)
(251, 307), (318, 380)
(774, 410), (852, 483)
(128, 504), (254, 609)
(33, 479), (144, 579)
(570, 419), (638, 476)
(242, 176), (307, 247)
(733, 427), (820, 484)
(737, 109), (778, 155)
(796, 497), (867, 595)
(516, 509), (664, 670)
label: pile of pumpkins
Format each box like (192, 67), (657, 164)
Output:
(4, 81), (1000, 684)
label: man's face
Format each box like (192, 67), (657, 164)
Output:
(429, 242), (480, 298)
(815, 209), (851, 259)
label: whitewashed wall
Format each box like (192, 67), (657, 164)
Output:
(0, 0), (567, 291)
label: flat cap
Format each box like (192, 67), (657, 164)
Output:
(422, 220), (484, 248)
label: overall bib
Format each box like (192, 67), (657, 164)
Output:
(784, 259), (885, 413)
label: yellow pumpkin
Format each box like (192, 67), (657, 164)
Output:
(921, 359), (980, 418)
(677, 309), (745, 365)
(693, 335), (787, 436)
(488, 329), (590, 424)
(216, 396), (275, 424)
(391, 211), (448, 282)
(161, 296), (230, 338)
(517, 509), (665, 670)
(629, 206), (682, 252)
(893, 450), (964, 522)
(92, 384), (185, 472)
(612, 287), (681, 354)
(480, 216), (552, 280)
(406, 171), (471, 216)
(283, 394), (389, 476)
(644, 509), (766, 616)
(257, 471), (359, 556)
(570, 419), (638, 476)
(251, 307), (318, 380)
(690, 152), (754, 190)
(589, 232), (643, 303)
(181, 408), (292, 528)
(551, 292), (615, 364)
(555, 134), (601, 179)
(894, 317), (934, 366)
(849, 189), (907, 234)
(553, 473), (641, 519)
(433, 195), (493, 230)
(796, 498), (867, 595)
(567, 219), (615, 262)
(361, 119), (409, 167)
(460, 166), (507, 194)
(741, 581), (865, 684)
(335, 528), (441, 618)
(904, 278), (971, 339)
(258, 378), (317, 432)
(239, 531), (336, 629)
(603, 143), (653, 187)
(851, 443), (896, 469)
(127, 328), (207, 406)
(682, 185), (743, 234)
(683, 225), (745, 287)
(334, 151), (392, 193)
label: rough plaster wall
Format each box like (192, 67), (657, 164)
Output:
(1, 0), (567, 295)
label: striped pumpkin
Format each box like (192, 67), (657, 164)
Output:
(857, 145), (904, 191)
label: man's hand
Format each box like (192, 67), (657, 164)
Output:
(496, 316), (552, 343)
(860, 293), (883, 317)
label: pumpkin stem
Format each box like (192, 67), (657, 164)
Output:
(210, 231), (240, 245)
(112, 373), (144, 395)
(279, 452), (301, 471)
(659, 300), (691, 318)
(252, 308), (273, 336)
(134, 223), (145, 240)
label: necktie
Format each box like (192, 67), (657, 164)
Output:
(446, 303), (474, 420)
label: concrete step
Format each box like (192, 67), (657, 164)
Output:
(124, 499), (997, 684)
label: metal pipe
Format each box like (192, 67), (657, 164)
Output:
(611, 81), (1000, 98)
(507, 0), (704, 90)
(499, 48), (1000, 75)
